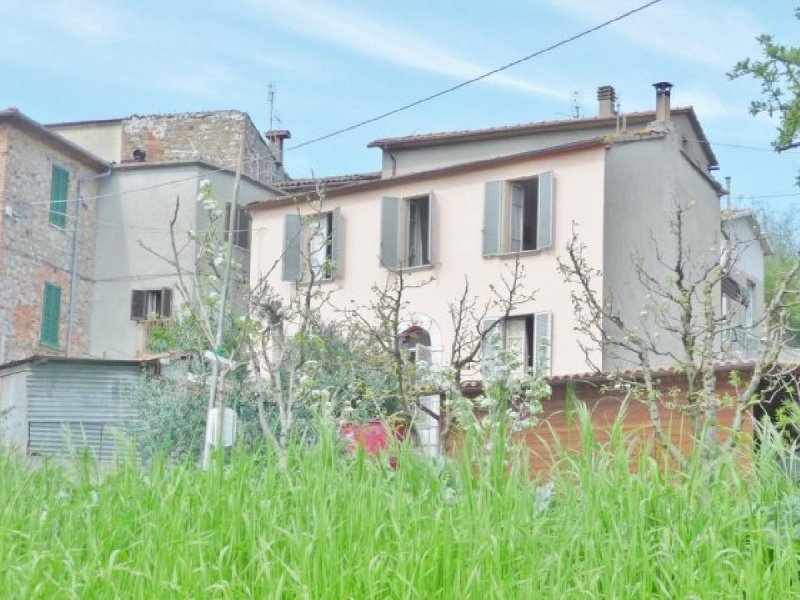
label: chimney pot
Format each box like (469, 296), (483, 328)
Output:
(653, 81), (673, 122)
(597, 85), (617, 118)
(265, 129), (291, 166)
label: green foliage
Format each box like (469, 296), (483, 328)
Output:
(756, 205), (800, 345)
(730, 11), (800, 155)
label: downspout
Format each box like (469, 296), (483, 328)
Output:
(66, 168), (111, 356)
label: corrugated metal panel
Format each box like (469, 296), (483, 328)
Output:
(27, 362), (141, 460)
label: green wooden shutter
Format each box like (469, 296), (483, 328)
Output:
(380, 196), (400, 269)
(40, 282), (62, 347)
(282, 213), (304, 282)
(330, 207), (342, 278)
(49, 166), (69, 228)
(536, 171), (554, 250)
(483, 181), (503, 256)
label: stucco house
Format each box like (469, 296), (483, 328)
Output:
(249, 83), (739, 378)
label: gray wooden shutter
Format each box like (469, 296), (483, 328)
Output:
(533, 312), (552, 374)
(282, 213), (304, 282)
(483, 181), (503, 256)
(481, 317), (502, 378)
(536, 171), (554, 250)
(161, 288), (173, 318)
(424, 192), (433, 265)
(130, 290), (146, 320)
(380, 196), (400, 269)
(330, 206), (342, 278)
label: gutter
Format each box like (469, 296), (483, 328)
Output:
(66, 168), (112, 356)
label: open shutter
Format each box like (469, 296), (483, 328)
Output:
(510, 185), (524, 252)
(238, 208), (251, 249)
(282, 213), (304, 282)
(49, 166), (68, 228)
(40, 283), (61, 346)
(380, 196), (400, 269)
(536, 171), (554, 250)
(161, 288), (173, 318)
(533, 312), (552, 375)
(130, 290), (146, 320)
(483, 181), (503, 256)
(415, 344), (433, 365)
(329, 207), (342, 278)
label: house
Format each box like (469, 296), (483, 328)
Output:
(1, 108), (286, 363)
(249, 83), (731, 380)
(0, 108), (109, 363)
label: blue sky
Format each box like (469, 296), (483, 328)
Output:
(2, 0), (799, 209)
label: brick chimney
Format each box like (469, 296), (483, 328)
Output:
(597, 85), (617, 118)
(265, 130), (291, 166)
(653, 82), (673, 122)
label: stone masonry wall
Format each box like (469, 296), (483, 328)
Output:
(121, 111), (282, 185)
(0, 124), (101, 362)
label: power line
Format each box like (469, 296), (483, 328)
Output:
(285, 0), (666, 152)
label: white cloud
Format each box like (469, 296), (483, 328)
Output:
(242, 0), (570, 101)
(540, 0), (762, 70)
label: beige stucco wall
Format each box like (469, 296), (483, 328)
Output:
(50, 122), (123, 164)
(251, 147), (608, 377)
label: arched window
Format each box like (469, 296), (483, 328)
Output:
(399, 326), (432, 364)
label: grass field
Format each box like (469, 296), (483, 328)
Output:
(2, 425), (799, 598)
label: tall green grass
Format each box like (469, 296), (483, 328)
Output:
(1, 419), (799, 598)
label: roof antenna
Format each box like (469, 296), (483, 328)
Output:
(571, 90), (581, 119)
(268, 82), (277, 131)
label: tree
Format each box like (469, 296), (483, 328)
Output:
(559, 207), (800, 467)
(729, 12), (800, 154)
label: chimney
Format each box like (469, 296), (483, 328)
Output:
(597, 85), (617, 118)
(653, 81), (673, 122)
(265, 129), (291, 166)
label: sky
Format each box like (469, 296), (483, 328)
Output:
(2, 0), (799, 210)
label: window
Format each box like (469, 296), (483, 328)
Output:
(130, 288), (173, 320)
(281, 208), (341, 282)
(744, 281), (756, 328)
(483, 172), (553, 256)
(40, 282), (62, 347)
(400, 326), (432, 364)
(380, 194), (433, 269)
(224, 204), (251, 250)
(49, 165), (69, 228)
(481, 312), (552, 377)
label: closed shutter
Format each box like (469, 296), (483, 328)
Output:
(533, 312), (552, 374)
(161, 288), (173, 318)
(49, 166), (69, 228)
(481, 317), (503, 379)
(483, 181), (503, 256)
(380, 196), (400, 269)
(330, 206), (342, 278)
(282, 213), (304, 282)
(506, 317), (527, 376)
(130, 290), (146, 320)
(40, 283), (62, 347)
(536, 171), (554, 250)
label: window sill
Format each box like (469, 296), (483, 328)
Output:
(395, 263), (436, 274)
(48, 222), (67, 232)
(298, 276), (339, 286)
(484, 248), (549, 260)
(39, 341), (60, 350)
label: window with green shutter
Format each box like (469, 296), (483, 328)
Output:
(40, 282), (62, 347)
(49, 165), (69, 228)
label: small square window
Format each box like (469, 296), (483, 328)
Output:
(131, 288), (173, 320)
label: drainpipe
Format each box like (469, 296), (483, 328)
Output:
(66, 168), (111, 356)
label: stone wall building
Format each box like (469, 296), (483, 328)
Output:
(49, 110), (288, 185)
(0, 109), (108, 363)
